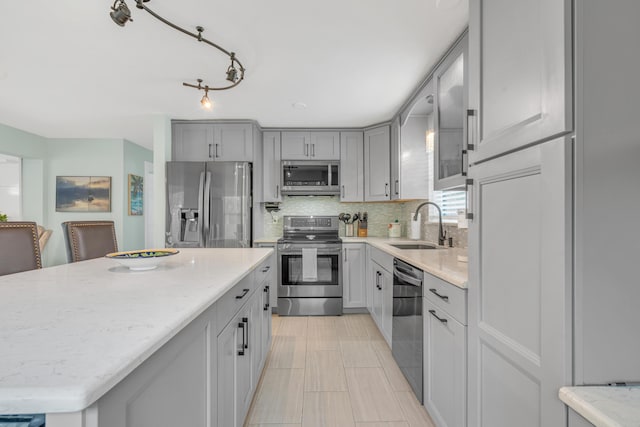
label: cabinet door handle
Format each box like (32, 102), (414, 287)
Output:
(236, 288), (250, 299)
(466, 109), (477, 151)
(429, 288), (449, 301)
(304, 143), (308, 156)
(385, 183), (389, 197)
(429, 309), (448, 324)
(208, 143), (214, 159)
(276, 184), (280, 199)
(264, 285), (270, 311)
(343, 248), (347, 262)
(242, 317), (249, 349)
(465, 178), (474, 221)
(238, 322), (245, 355)
(395, 180), (399, 195)
(341, 185), (345, 198)
(311, 144), (315, 157)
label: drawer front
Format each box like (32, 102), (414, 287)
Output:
(255, 255), (274, 285)
(424, 271), (467, 325)
(370, 246), (393, 273)
(215, 272), (256, 332)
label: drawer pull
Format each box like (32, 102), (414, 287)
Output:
(429, 310), (448, 324)
(236, 288), (250, 299)
(261, 266), (271, 273)
(429, 288), (449, 301)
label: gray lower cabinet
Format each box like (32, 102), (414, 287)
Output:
(423, 272), (467, 427)
(364, 125), (391, 201)
(342, 243), (366, 308)
(467, 0), (572, 163)
(217, 301), (254, 427)
(339, 132), (364, 202)
(368, 247), (393, 346)
(172, 122), (254, 162)
(95, 258), (272, 427)
(568, 409), (595, 427)
(467, 137), (572, 427)
(255, 243), (277, 310)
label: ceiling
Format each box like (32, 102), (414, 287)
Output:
(0, 0), (468, 149)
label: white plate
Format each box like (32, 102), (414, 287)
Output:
(105, 249), (179, 271)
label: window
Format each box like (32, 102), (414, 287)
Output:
(430, 190), (466, 223)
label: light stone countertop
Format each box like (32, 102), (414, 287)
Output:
(253, 236), (281, 244)
(0, 248), (273, 415)
(560, 386), (640, 427)
(341, 237), (468, 288)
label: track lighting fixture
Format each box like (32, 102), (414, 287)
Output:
(110, 0), (245, 109)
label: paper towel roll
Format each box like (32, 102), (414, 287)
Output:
(410, 213), (421, 240)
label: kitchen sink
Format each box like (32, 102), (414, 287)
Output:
(390, 243), (439, 250)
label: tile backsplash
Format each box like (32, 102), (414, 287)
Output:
(261, 197), (468, 248)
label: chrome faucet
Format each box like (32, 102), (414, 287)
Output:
(413, 202), (446, 246)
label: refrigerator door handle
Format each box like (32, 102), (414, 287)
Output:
(203, 171), (212, 246)
(239, 164), (249, 248)
(196, 171), (205, 247)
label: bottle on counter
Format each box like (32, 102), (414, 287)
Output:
(358, 212), (368, 237)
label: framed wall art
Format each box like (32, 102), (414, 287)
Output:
(128, 174), (143, 216)
(56, 176), (112, 212)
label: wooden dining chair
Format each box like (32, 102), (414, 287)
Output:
(0, 221), (43, 276)
(62, 220), (118, 262)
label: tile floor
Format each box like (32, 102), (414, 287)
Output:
(245, 314), (436, 427)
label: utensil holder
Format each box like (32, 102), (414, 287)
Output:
(345, 223), (354, 237)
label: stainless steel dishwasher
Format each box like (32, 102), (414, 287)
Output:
(392, 258), (423, 403)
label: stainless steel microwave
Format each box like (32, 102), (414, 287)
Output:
(281, 161), (340, 195)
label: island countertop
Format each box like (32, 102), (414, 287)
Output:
(0, 248), (272, 415)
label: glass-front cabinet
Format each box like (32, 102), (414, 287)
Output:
(434, 33), (468, 190)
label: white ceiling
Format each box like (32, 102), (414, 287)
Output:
(0, 0), (468, 149)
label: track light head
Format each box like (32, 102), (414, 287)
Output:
(110, 0), (132, 26)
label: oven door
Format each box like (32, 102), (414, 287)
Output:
(278, 244), (342, 298)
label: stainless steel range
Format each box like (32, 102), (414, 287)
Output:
(277, 216), (342, 316)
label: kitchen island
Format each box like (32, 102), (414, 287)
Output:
(0, 248), (274, 427)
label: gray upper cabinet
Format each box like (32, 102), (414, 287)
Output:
(390, 117), (401, 200)
(339, 132), (364, 202)
(214, 123), (254, 162)
(172, 122), (254, 162)
(172, 123), (214, 161)
(364, 125), (391, 201)
(262, 132), (282, 202)
(281, 131), (340, 160)
(434, 35), (468, 190)
(399, 79), (434, 199)
(467, 0), (572, 164)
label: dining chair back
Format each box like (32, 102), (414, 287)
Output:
(62, 221), (118, 262)
(0, 221), (43, 276)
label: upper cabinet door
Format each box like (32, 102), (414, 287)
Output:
(281, 132), (311, 160)
(340, 132), (364, 202)
(364, 125), (390, 202)
(262, 132), (282, 202)
(434, 35), (468, 190)
(172, 124), (215, 161)
(214, 124), (254, 162)
(468, 0), (572, 164)
(390, 117), (401, 200)
(309, 132), (340, 160)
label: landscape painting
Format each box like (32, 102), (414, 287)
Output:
(128, 174), (143, 216)
(56, 176), (111, 212)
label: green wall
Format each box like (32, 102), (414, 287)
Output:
(0, 123), (153, 267)
(123, 140), (153, 252)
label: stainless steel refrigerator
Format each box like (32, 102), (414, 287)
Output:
(166, 162), (251, 248)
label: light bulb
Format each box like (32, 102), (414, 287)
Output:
(201, 94), (212, 110)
